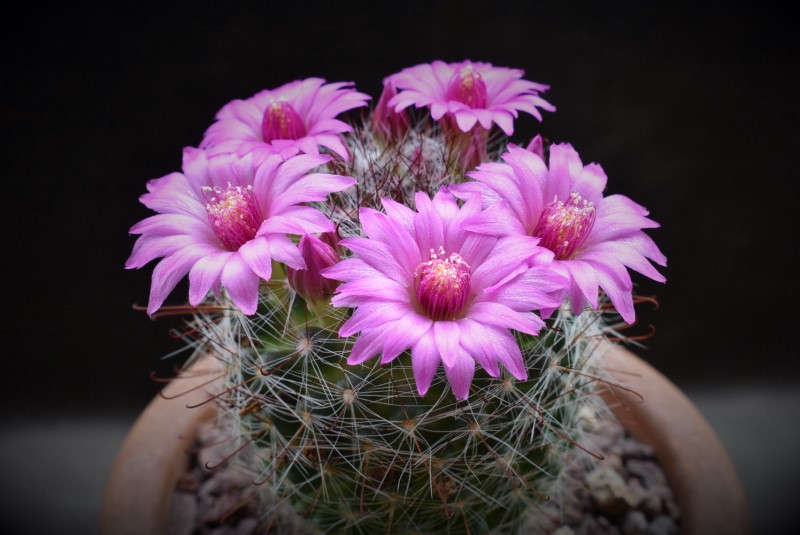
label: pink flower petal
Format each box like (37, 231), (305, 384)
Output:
(339, 301), (411, 338)
(237, 236), (274, 281)
(147, 244), (218, 315)
(381, 314), (433, 364)
(265, 234), (305, 270)
(411, 332), (442, 397)
(456, 319), (500, 377)
(467, 301), (544, 336)
(220, 254), (260, 315)
(443, 350), (475, 401)
(348, 327), (385, 365)
(433, 321), (460, 368)
(188, 251), (232, 305)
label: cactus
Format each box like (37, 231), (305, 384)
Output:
(180, 124), (621, 534)
(128, 60), (665, 534)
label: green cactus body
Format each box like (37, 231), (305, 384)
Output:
(188, 122), (615, 534)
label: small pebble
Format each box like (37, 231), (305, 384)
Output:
(646, 515), (679, 535)
(586, 466), (641, 514)
(619, 438), (654, 459)
(626, 459), (667, 487)
(236, 517), (259, 535)
(621, 510), (648, 534)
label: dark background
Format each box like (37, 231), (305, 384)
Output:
(0, 1), (797, 531)
(3, 1), (795, 413)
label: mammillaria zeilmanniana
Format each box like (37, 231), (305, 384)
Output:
(128, 59), (665, 534)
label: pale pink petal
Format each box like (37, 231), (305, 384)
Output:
(359, 207), (421, 274)
(467, 301), (544, 336)
(314, 134), (350, 160)
(585, 241), (665, 283)
(412, 191), (445, 255)
(220, 254), (260, 315)
(129, 213), (213, 239)
(347, 328), (386, 365)
(380, 198), (416, 233)
(544, 143), (583, 202)
(572, 163), (607, 203)
(257, 206), (335, 236)
(411, 331), (442, 397)
(561, 260), (600, 309)
(321, 256), (384, 282)
(462, 200), (527, 237)
(331, 276), (410, 307)
(147, 244), (218, 315)
(457, 318), (500, 377)
(485, 265), (567, 312)
(188, 251), (233, 305)
(471, 236), (540, 292)
(339, 236), (412, 285)
(381, 314), (433, 364)
(127, 234), (215, 270)
(488, 327), (528, 381)
(443, 351), (475, 401)
(265, 234), (305, 270)
(237, 236), (274, 281)
(454, 112), (478, 132)
(339, 301), (412, 337)
(593, 265), (636, 324)
(429, 189), (459, 223)
(433, 321), (460, 368)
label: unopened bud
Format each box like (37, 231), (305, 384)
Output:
(372, 76), (411, 142)
(287, 234), (341, 306)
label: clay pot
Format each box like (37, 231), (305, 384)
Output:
(600, 345), (750, 534)
(100, 357), (218, 535)
(100, 346), (749, 534)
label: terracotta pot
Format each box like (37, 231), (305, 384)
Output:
(100, 346), (749, 534)
(100, 357), (219, 535)
(599, 345), (750, 534)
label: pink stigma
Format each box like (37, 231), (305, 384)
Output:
(415, 247), (472, 321)
(261, 99), (306, 142)
(446, 64), (488, 108)
(532, 192), (596, 260)
(202, 184), (263, 251)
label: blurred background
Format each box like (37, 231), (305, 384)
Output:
(1, 1), (796, 533)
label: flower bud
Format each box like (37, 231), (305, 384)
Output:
(372, 76), (411, 143)
(525, 134), (545, 160)
(287, 234), (341, 306)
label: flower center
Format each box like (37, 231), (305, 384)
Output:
(445, 64), (488, 108)
(532, 192), (596, 260)
(202, 183), (263, 251)
(261, 98), (306, 142)
(414, 247), (472, 321)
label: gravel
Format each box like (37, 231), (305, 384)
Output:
(169, 416), (681, 534)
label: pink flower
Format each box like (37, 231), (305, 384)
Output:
(287, 233), (342, 307)
(321, 190), (566, 400)
(126, 149), (355, 315)
(387, 60), (555, 135)
(372, 76), (411, 142)
(201, 78), (370, 163)
(453, 144), (666, 323)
